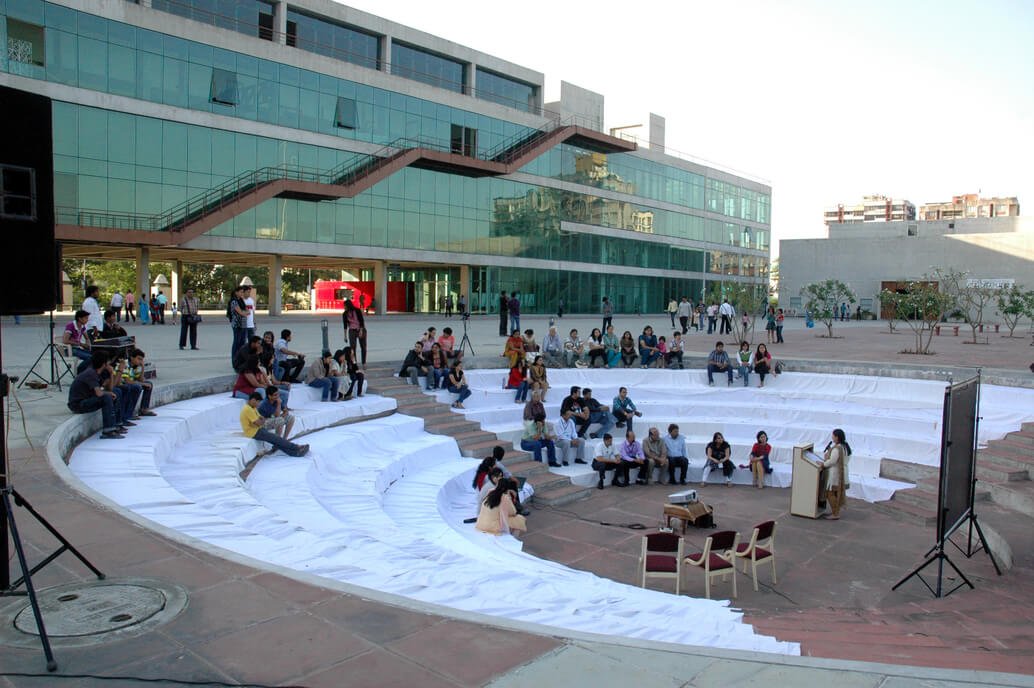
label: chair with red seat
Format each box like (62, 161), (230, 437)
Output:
(733, 520), (777, 591)
(638, 531), (684, 594)
(683, 530), (738, 599)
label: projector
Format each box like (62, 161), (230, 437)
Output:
(667, 488), (698, 505)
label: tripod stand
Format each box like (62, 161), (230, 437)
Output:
(20, 311), (74, 390)
(459, 314), (475, 357)
(2, 326), (105, 671)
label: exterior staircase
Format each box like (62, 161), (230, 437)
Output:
(362, 363), (593, 507)
(875, 422), (1034, 529)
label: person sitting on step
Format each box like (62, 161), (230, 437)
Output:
(619, 429), (651, 486)
(553, 408), (585, 466)
(592, 433), (623, 489)
(240, 391), (308, 457)
(521, 412), (558, 466)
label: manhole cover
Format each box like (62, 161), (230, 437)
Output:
(0, 578), (188, 648)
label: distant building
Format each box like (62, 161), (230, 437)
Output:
(919, 194), (1020, 221)
(779, 216), (1034, 317)
(823, 195), (916, 226)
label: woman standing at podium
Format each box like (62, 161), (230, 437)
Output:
(821, 428), (851, 519)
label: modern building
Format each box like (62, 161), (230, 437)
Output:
(1, 0), (771, 314)
(919, 194), (1020, 221)
(779, 216), (1034, 317)
(823, 195), (916, 227)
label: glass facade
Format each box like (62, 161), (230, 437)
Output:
(3, 0), (770, 314)
(286, 9), (378, 70)
(390, 41), (464, 93)
(151, 0), (274, 41)
(475, 67), (534, 113)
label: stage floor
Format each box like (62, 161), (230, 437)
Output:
(520, 479), (1034, 673)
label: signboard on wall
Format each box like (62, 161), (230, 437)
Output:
(966, 278), (1014, 289)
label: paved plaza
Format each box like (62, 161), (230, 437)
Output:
(1, 311), (1033, 687)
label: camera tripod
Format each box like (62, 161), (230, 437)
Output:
(20, 311), (74, 390)
(459, 315), (475, 357)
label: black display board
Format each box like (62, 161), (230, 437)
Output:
(937, 377), (979, 541)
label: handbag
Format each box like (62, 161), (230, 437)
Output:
(187, 314), (202, 324)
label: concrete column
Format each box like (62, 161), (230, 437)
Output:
(268, 254), (283, 317)
(373, 260), (387, 315)
(171, 259), (182, 305)
(459, 264), (470, 309)
(465, 63), (476, 96)
(380, 36), (392, 73)
(274, 0), (287, 45)
(136, 247), (150, 304)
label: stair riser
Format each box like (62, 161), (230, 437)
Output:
(987, 484), (1034, 519)
(532, 489), (593, 507)
(892, 490), (937, 511)
(879, 459), (935, 484)
(1003, 432), (1034, 446)
(526, 476), (572, 492)
(871, 501), (937, 527)
(978, 452), (1034, 477)
(975, 464), (1030, 483)
(981, 446), (1034, 466)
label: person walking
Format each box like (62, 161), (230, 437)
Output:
(667, 298), (678, 328)
(719, 299), (735, 335)
(342, 298), (368, 366)
(156, 290), (168, 324)
(775, 308), (785, 343)
(445, 293), (454, 318)
(498, 291), (509, 337)
(601, 296), (613, 332)
(124, 290), (136, 322)
(458, 294), (467, 315)
(677, 296), (692, 334)
(179, 287), (200, 350)
(110, 290), (124, 322)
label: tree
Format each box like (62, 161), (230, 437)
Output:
(937, 268), (1003, 344)
(800, 279), (855, 338)
(727, 282), (768, 345)
(996, 284), (1034, 338)
(879, 279), (952, 354)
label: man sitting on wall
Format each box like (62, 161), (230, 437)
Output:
(67, 351), (130, 440)
(240, 391), (308, 457)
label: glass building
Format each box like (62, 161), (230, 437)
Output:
(1, 0), (771, 314)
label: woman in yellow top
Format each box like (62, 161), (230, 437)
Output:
(821, 428), (851, 519)
(528, 355), (549, 400)
(475, 478), (527, 535)
(503, 328), (525, 367)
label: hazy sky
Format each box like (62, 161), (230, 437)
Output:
(341, 0), (1034, 257)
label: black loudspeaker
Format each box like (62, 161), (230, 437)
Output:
(0, 86), (56, 315)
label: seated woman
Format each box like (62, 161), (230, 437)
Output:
(506, 358), (530, 404)
(587, 328), (607, 368)
(747, 430), (773, 489)
(340, 346), (365, 399)
(619, 331), (638, 368)
(702, 431), (735, 487)
(447, 360), (472, 409)
(503, 329), (525, 368)
(603, 325), (621, 368)
(475, 478), (526, 536)
(426, 342), (448, 390)
(637, 326), (661, 368)
(232, 355), (265, 400)
(735, 341), (752, 387)
(522, 329), (539, 353)
(751, 343), (773, 388)
(528, 355), (549, 400)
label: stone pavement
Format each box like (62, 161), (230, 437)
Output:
(1, 312), (1033, 687)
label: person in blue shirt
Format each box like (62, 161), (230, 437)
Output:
(707, 341), (734, 386)
(637, 326), (662, 368)
(662, 423), (690, 485)
(257, 386), (295, 440)
(612, 387), (643, 434)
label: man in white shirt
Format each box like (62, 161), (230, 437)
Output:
(553, 408), (585, 466)
(242, 285), (256, 339)
(677, 297), (693, 334)
(592, 433), (622, 489)
(82, 285), (104, 335)
(564, 329), (586, 368)
(706, 303), (718, 334)
(541, 326), (563, 367)
(110, 290), (124, 322)
(719, 299), (736, 335)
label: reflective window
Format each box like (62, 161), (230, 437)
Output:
(210, 67), (238, 105)
(286, 10), (378, 69)
(475, 67), (534, 112)
(391, 41), (463, 93)
(335, 97), (358, 129)
(7, 18), (45, 67)
(151, 0), (275, 42)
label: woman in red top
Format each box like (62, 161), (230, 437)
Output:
(506, 359), (530, 403)
(748, 430), (773, 489)
(751, 343), (773, 387)
(232, 355), (264, 399)
(503, 328), (525, 368)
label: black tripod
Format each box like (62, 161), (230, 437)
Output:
(20, 311), (74, 390)
(2, 327), (105, 671)
(459, 314), (475, 357)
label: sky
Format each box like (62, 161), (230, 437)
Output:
(340, 0), (1034, 257)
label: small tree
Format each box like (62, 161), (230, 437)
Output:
(728, 282), (768, 345)
(996, 284), (1034, 338)
(937, 269), (1003, 344)
(801, 279), (856, 338)
(881, 280), (951, 354)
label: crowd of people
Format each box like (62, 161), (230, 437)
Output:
(397, 324), (471, 408)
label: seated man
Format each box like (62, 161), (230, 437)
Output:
(662, 423), (690, 485)
(521, 412), (558, 467)
(258, 385), (295, 440)
(99, 308), (128, 339)
(666, 332), (685, 369)
(541, 326), (564, 367)
(592, 433), (623, 489)
(553, 408), (585, 466)
(563, 329), (587, 368)
(559, 386), (591, 438)
(100, 353), (140, 430)
(67, 351), (127, 440)
(522, 388), (546, 421)
(398, 341), (429, 385)
(707, 341), (734, 386)
(620, 430), (651, 486)
(121, 348), (157, 417)
(642, 427), (669, 485)
(233, 335), (264, 374)
(438, 327), (462, 363)
(581, 388), (614, 439)
(275, 329), (306, 382)
(612, 387), (643, 434)
(240, 391), (309, 457)
(62, 310), (93, 366)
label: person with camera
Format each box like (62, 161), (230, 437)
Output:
(179, 287), (201, 350)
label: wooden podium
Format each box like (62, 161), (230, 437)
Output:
(790, 443), (825, 518)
